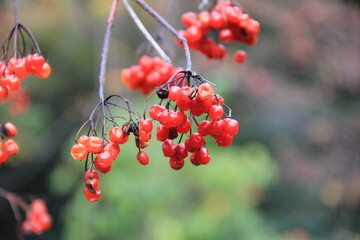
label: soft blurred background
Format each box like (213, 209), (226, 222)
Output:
(0, 0), (360, 239)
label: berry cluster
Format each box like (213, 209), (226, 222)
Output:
(0, 122), (19, 163)
(21, 199), (52, 235)
(148, 70), (239, 170)
(71, 95), (150, 202)
(0, 54), (51, 101)
(121, 55), (181, 95)
(177, 0), (260, 63)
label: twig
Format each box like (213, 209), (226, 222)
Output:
(98, 0), (119, 102)
(123, 0), (171, 63)
(13, 0), (19, 25)
(131, 0), (192, 71)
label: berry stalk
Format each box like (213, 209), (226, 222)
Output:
(98, 0), (119, 102)
(123, 0), (171, 63)
(131, 0), (192, 71)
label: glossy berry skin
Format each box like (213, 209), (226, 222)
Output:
(162, 140), (176, 157)
(84, 188), (101, 203)
(4, 122), (18, 138)
(189, 133), (205, 148)
(168, 86), (181, 101)
(149, 105), (166, 120)
(77, 135), (90, 149)
(169, 157), (185, 170)
(109, 127), (124, 144)
(210, 120), (225, 136)
(197, 148), (211, 165)
(223, 118), (239, 135)
(88, 136), (103, 154)
(37, 63), (51, 78)
(175, 143), (188, 159)
(94, 160), (112, 174)
(139, 118), (153, 133)
(209, 105), (224, 121)
(216, 133), (233, 147)
(190, 152), (199, 166)
(156, 125), (169, 142)
(70, 144), (88, 160)
(95, 151), (114, 168)
(137, 151), (150, 165)
(198, 120), (211, 136)
(3, 139), (19, 155)
(175, 119), (191, 134)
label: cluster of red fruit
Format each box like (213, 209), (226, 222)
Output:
(21, 199), (52, 235)
(149, 72), (239, 170)
(0, 122), (20, 163)
(177, 0), (260, 63)
(121, 56), (181, 94)
(0, 54), (51, 101)
(71, 120), (152, 202)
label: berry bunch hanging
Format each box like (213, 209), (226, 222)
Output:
(0, 24), (51, 101)
(177, 0), (260, 63)
(70, 95), (151, 202)
(121, 55), (181, 95)
(21, 199), (52, 235)
(0, 122), (19, 163)
(146, 70), (239, 170)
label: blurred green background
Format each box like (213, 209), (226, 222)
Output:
(1, 0), (360, 239)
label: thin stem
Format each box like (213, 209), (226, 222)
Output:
(123, 0), (171, 63)
(99, 0), (119, 102)
(13, 0), (20, 25)
(198, 0), (209, 11)
(131, 0), (192, 71)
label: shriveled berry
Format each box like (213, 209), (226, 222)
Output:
(197, 83), (214, 101)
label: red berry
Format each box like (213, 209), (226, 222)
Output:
(181, 12), (197, 27)
(70, 144), (88, 160)
(175, 143), (188, 159)
(83, 188), (101, 203)
(156, 125), (169, 142)
(197, 148), (211, 165)
(37, 62), (51, 78)
(0, 86), (8, 101)
(169, 157), (185, 170)
(88, 136), (103, 153)
(95, 151), (114, 168)
(149, 105), (166, 120)
(85, 170), (99, 180)
(189, 152), (199, 166)
(137, 151), (150, 165)
(198, 120), (211, 136)
(189, 133), (205, 148)
(168, 86), (181, 101)
(223, 118), (239, 135)
(109, 127), (124, 144)
(1, 75), (21, 91)
(216, 133), (233, 147)
(0, 149), (8, 163)
(210, 120), (225, 136)
(139, 118), (153, 133)
(234, 50), (247, 63)
(212, 94), (224, 106)
(209, 105), (224, 121)
(162, 140), (176, 157)
(175, 118), (191, 134)
(3, 139), (19, 155)
(4, 122), (18, 138)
